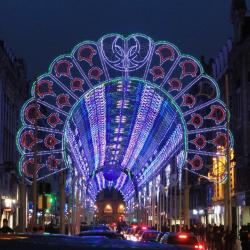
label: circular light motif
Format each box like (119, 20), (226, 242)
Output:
(77, 45), (97, 65)
(25, 103), (45, 124)
(16, 34), (232, 201)
(189, 155), (203, 170)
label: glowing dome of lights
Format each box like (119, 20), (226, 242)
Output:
(17, 34), (233, 202)
(65, 79), (185, 198)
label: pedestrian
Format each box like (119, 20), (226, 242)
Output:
(117, 221), (122, 233)
(224, 227), (234, 250)
(0, 218), (14, 233)
(200, 224), (205, 242)
(239, 225), (249, 250)
(206, 225), (214, 250)
(214, 225), (223, 250)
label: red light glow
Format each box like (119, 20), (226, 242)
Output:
(194, 244), (204, 249)
(178, 234), (188, 239)
(142, 226), (147, 230)
(132, 225), (137, 229)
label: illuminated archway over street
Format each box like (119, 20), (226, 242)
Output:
(17, 34), (233, 204)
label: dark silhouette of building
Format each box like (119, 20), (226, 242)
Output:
(229, 0), (250, 226)
(95, 188), (125, 224)
(0, 40), (29, 228)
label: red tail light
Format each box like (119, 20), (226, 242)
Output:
(194, 244), (204, 249)
(132, 225), (137, 229)
(178, 234), (188, 239)
(142, 226), (147, 230)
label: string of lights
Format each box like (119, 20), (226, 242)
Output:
(16, 34), (232, 203)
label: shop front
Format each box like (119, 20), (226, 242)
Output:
(207, 205), (224, 225)
(0, 196), (16, 228)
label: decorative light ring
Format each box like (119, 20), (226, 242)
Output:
(16, 34), (233, 200)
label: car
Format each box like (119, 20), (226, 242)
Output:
(79, 230), (125, 240)
(160, 232), (204, 249)
(0, 233), (168, 250)
(139, 230), (160, 242)
(156, 232), (164, 243)
(80, 224), (110, 231)
(123, 228), (133, 240)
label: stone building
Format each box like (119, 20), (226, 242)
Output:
(212, 0), (250, 227)
(0, 40), (29, 228)
(95, 188), (125, 224)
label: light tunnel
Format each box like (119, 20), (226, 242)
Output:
(17, 34), (232, 205)
(65, 79), (185, 201)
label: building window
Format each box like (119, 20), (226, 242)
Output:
(104, 204), (113, 213)
(117, 204), (125, 213)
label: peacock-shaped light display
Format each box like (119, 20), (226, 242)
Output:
(17, 34), (233, 202)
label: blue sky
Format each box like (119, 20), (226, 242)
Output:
(0, 0), (247, 79)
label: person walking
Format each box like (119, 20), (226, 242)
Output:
(0, 219), (14, 233)
(224, 227), (235, 250)
(214, 225), (223, 250)
(240, 225), (249, 250)
(206, 225), (214, 250)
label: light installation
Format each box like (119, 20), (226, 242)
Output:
(17, 34), (232, 202)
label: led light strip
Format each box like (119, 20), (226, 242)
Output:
(108, 80), (128, 168)
(122, 84), (163, 170)
(73, 108), (94, 171)
(123, 181), (135, 202)
(132, 104), (177, 176)
(115, 172), (127, 190)
(66, 126), (89, 178)
(96, 172), (105, 191)
(85, 84), (106, 169)
(138, 124), (183, 187)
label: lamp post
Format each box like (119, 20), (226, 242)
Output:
(164, 185), (169, 229)
(31, 96), (39, 230)
(225, 73), (232, 231)
(183, 167), (190, 229)
(18, 173), (27, 232)
(59, 170), (66, 234)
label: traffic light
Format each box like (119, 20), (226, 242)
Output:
(37, 182), (56, 211)
(46, 194), (56, 208)
(38, 195), (43, 209)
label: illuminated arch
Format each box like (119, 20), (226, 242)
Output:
(16, 34), (233, 203)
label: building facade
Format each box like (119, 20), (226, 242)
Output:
(212, 0), (250, 228)
(0, 40), (29, 228)
(95, 188), (125, 224)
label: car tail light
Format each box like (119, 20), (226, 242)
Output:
(178, 234), (188, 239)
(194, 244), (204, 249)
(132, 225), (137, 229)
(142, 226), (147, 230)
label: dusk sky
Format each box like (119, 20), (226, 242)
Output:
(0, 0), (249, 80)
